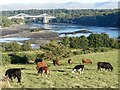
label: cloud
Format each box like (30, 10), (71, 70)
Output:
(0, 0), (119, 5)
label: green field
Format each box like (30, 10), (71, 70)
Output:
(1, 50), (119, 88)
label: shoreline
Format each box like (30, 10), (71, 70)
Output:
(0, 24), (60, 45)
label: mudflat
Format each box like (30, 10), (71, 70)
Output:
(0, 24), (59, 44)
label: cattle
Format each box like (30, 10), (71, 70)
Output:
(68, 59), (73, 64)
(53, 60), (60, 66)
(97, 62), (113, 71)
(72, 64), (84, 74)
(82, 59), (92, 64)
(38, 66), (50, 77)
(5, 68), (21, 83)
(34, 58), (43, 64)
(36, 61), (47, 71)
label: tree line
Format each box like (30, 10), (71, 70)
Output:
(1, 9), (119, 27)
(61, 33), (120, 49)
(1, 41), (32, 52)
(0, 16), (25, 27)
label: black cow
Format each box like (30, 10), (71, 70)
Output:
(72, 64), (84, 74)
(34, 58), (43, 64)
(97, 62), (113, 71)
(5, 68), (21, 83)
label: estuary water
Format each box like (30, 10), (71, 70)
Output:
(27, 23), (119, 38)
(0, 23), (119, 43)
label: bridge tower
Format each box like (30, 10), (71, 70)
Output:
(43, 17), (50, 24)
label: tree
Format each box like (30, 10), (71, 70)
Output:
(0, 16), (12, 27)
(21, 41), (32, 51)
(3, 42), (21, 52)
(2, 54), (11, 65)
(11, 18), (24, 24)
(78, 35), (89, 49)
(69, 37), (78, 48)
(61, 36), (69, 46)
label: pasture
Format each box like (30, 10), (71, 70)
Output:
(1, 50), (119, 88)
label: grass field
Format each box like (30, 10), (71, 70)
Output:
(1, 50), (119, 88)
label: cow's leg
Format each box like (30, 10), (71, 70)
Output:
(105, 68), (108, 71)
(97, 67), (100, 71)
(41, 70), (45, 77)
(17, 77), (21, 83)
(8, 75), (13, 82)
(81, 68), (84, 74)
(72, 69), (76, 73)
(37, 68), (41, 76)
(47, 70), (50, 77)
(108, 68), (111, 71)
(80, 70), (82, 74)
(5, 75), (11, 82)
(13, 76), (16, 79)
(110, 68), (113, 71)
(37, 70), (39, 76)
(79, 68), (84, 74)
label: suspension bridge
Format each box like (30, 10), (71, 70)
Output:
(8, 13), (56, 24)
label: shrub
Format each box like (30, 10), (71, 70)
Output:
(3, 42), (21, 52)
(36, 51), (55, 61)
(2, 54), (11, 65)
(21, 41), (32, 51)
(94, 47), (111, 53)
(40, 41), (72, 61)
(73, 51), (82, 55)
(10, 53), (29, 64)
(24, 53), (37, 61)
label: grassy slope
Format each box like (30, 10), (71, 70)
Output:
(1, 50), (119, 88)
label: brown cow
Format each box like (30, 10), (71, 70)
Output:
(53, 60), (60, 66)
(82, 59), (92, 64)
(38, 66), (50, 77)
(36, 61), (47, 73)
(68, 59), (73, 64)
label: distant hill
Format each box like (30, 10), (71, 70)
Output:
(1, 2), (118, 10)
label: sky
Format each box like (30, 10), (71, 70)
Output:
(0, 0), (119, 5)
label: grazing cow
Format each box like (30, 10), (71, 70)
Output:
(5, 68), (21, 83)
(36, 61), (47, 71)
(53, 60), (60, 66)
(72, 64), (84, 74)
(34, 58), (43, 64)
(68, 59), (73, 64)
(38, 66), (50, 77)
(97, 62), (113, 71)
(82, 59), (92, 64)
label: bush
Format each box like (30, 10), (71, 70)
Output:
(40, 41), (72, 61)
(10, 53), (29, 64)
(2, 54), (11, 65)
(2, 53), (38, 64)
(36, 51), (55, 61)
(94, 47), (111, 53)
(3, 42), (21, 52)
(73, 51), (82, 55)
(1, 16), (12, 27)
(21, 41), (32, 51)
(24, 53), (37, 61)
